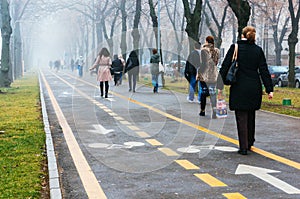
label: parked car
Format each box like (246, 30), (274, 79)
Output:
(277, 67), (300, 88)
(268, 66), (288, 86)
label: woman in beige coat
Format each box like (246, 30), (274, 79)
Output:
(90, 47), (112, 98)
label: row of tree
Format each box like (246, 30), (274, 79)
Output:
(1, 0), (300, 87)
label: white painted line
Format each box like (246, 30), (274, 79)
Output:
(235, 164), (300, 194)
(41, 72), (107, 199)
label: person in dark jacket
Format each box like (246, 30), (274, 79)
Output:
(150, 49), (160, 93)
(218, 26), (274, 155)
(112, 54), (124, 86)
(125, 50), (140, 92)
(184, 41), (201, 102)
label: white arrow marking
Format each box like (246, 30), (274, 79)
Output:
(88, 124), (114, 135)
(235, 164), (300, 194)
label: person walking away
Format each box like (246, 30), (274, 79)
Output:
(112, 54), (124, 86)
(184, 41), (201, 102)
(218, 26), (273, 155)
(197, 36), (220, 118)
(150, 49), (160, 93)
(77, 56), (84, 77)
(125, 51), (140, 92)
(118, 54), (125, 85)
(71, 59), (75, 72)
(54, 60), (60, 72)
(90, 48), (112, 98)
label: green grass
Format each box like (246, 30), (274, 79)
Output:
(140, 74), (300, 117)
(0, 73), (47, 198)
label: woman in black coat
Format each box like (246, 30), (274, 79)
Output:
(125, 50), (140, 92)
(218, 26), (274, 155)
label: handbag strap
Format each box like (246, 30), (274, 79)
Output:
(232, 44), (238, 61)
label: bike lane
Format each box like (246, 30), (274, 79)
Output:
(40, 69), (300, 199)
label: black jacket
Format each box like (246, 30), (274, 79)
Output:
(184, 49), (201, 81)
(219, 40), (273, 111)
(112, 58), (123, 72)
(125, 51), (139, 73)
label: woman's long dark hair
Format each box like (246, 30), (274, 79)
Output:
(99, 47), (110, 57)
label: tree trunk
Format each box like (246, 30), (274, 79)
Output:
(131, 0), (141, 52)
(0, 0), (13, 87)
(182, 0), (203, 52)
(227, 0), (251, 40)
(120, 0), (127, 60)
(287, 0), (300, 88)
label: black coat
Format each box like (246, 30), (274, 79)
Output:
(125, 51), (140, 74)
(219, 40), (273, 111)
(112, 58), (123, 72)
(184, 49), (201, 81)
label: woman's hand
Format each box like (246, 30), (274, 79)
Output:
(268, 92), (273, 100)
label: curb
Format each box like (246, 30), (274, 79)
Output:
(39, 74), (62, 199)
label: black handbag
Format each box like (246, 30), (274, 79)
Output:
(225, 44), (238, 85)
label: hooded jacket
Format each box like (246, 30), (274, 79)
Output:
(150, 53), (160, 75)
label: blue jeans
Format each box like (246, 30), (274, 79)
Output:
(152, 74), (159, 92)
(188, 76), (197, 101)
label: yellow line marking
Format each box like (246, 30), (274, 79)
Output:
(108, 112), (117, 116)
(114, 116), (124, 121)
(66, 72), (300, 171)
(127, 125), (140, 131)
(40, 72), (107, 199)
(136, 131), (151, 138)
(146, 139), (163, 146)
(120, 121), (131, 125)
(222, 192), (247, 199)
(194, 173), (227, 187)
(175, 160), (200, 170)
(158, 148), (179, 156)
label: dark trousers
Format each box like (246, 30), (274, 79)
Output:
(100, 81), (109, 96)
(235, 110), (256, 150)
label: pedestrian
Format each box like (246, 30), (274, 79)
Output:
(77, 56), (84, 77)
(89, 47), (112, 98)
(112, 54), (123, 86)
(71, 58), (75, 72)
(49, 60), (53, 70)
(197, 36), (220, 118)
(150, 49), (160, 93)
(118, 54), (125, 85)
(184, 41), (201, 102)
(54, 60), (60, 72)
(125, 50), (139, 92)
(218, 26), (273, 155)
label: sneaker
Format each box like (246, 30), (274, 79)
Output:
(187, 96), (194, 103)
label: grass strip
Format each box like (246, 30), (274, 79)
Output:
(0, 73), (47, 198)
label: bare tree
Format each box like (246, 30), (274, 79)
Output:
(203, 0), (229, 48)
(287, 0), (300, 87)
(164, 0), (185, 77)
(182, 0), (203, 52)
(251, 0), (290, 66)
(227, 0), (251, 39)
(0, 0), (13, 87)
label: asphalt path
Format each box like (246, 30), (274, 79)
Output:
(40, 68), (300, 199)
